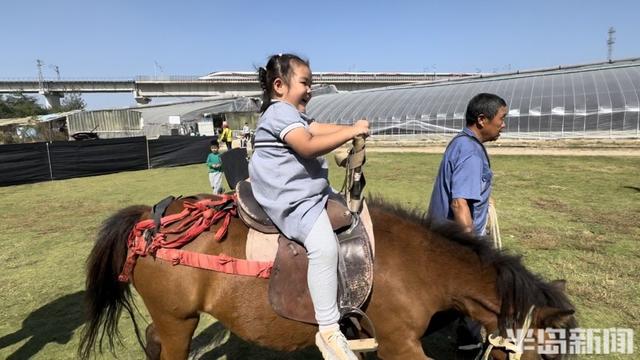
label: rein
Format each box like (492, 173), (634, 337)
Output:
(335, 135), (366, 212)
(481, 305), (536, 360)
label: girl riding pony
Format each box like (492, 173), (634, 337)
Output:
(249, 53), (368, 360)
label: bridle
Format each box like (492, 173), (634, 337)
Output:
(481, 305), (536, 360)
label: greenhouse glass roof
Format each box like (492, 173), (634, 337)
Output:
(306, 58), (640, 138)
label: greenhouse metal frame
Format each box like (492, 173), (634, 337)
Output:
(306, 58), (640, 139)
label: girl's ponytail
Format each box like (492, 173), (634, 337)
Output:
(258, 67), (271, 112)
(258, 67), (268, 90)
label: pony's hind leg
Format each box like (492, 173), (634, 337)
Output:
(151, 315), (199, 360)
(377, 337), (431, 360)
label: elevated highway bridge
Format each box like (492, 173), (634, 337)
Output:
(0, 72), (475, 106)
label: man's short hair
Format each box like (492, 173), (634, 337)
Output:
(465, 93), (507, 126)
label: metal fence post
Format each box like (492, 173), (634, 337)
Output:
(46, 142), (53, 181)
(146, 137), (151, 169)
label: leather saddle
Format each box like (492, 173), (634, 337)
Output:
(235, 180), (374, 324)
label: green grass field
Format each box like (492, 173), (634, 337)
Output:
(1, 152), (638, 359)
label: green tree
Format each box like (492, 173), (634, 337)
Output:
(0, 93), (47, 118)
(53, 93), (86, 112)
(0, 92), (87, 119)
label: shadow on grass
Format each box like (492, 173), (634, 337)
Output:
(189, 322), (320, 360)
(0, 291), (85, 360)
(189, 310), (481, 360)
(622, 185), (640, 192)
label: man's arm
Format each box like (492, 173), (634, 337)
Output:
(449, 151), (483, 234)
(451, 198), (474, 233)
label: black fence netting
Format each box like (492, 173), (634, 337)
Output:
(148, 136), (216, 168)
(49, 137), (148, 180)
(0, 136), (217, 186)
(0, 142), (51, 186)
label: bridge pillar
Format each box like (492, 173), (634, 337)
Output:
(41, 92), (64, 109)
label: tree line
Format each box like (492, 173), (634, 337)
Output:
(0, 93), (86, 118)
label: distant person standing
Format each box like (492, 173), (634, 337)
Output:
(241, 122), (251, 148)
(220, 122), (233, 150)
(206, 140), (224, 194)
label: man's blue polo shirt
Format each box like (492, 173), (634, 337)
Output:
(427, 127), (493, 235)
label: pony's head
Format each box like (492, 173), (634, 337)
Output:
(365, 197), (578, 360)
(487, 279), (577, 360)
(422, 208), (578, 359)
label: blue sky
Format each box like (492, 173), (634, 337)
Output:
(2, 0), (639, 109)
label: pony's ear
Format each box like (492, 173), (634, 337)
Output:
(549, 279), (567, 293)
(536, 306), (575, 328)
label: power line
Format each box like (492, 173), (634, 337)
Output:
(36, 59), (45, 92)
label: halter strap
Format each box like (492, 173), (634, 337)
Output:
(481, 305), (536, 360)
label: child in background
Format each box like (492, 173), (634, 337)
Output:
(249, 53), (368, 360)
(206, 140), (223, 194)
(241, 122), (251, 148)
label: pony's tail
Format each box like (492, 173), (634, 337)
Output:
(78, 205), (150, 360)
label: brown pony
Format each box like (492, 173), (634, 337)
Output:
(79, 196), (577, 360)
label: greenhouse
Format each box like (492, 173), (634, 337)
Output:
(306, 58), (640, 139)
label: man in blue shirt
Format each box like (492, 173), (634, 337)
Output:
(427, 93), (507, 353)
(428, 93), (507, 235)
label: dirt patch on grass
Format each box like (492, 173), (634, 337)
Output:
(368, 146), (640, 156)
(510, 225), (615, 253)
(512, 228), (561, 250)
(575, 208), (640, 235)
(568, 231), (615, 252)
(367, 138), (640, 156)
(532, 198), (570, 212)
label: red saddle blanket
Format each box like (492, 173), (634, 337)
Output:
(118, 194), (273, 283)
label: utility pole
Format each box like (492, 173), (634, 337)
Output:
(607, 27), (616, 62)
(36, 59), (45, 91)
(154, 60), (164, 79)
(50, 65), (61, 80)
(35, 59), (63, 108)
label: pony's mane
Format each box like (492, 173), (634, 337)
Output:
(366, 196), (577, 332)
